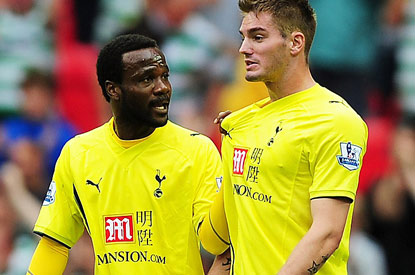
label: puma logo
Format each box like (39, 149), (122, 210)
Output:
(86, 178), (102, 193)
(329, 100), (347, 106)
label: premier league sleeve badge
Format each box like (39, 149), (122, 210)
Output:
(336, 142), (362, 171)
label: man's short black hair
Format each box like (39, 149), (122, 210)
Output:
(96, 34), (159, 102)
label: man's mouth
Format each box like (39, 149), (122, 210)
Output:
(245, 60), (258, 69)
(151, 97), (170, 112)
(153, 104), (168, 111)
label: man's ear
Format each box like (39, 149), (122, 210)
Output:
(290, 31), (305, 57)
(105, 80), (121, 101)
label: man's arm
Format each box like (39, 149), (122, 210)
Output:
(278, 197), (350, 275)
(199, 186), (230, 255)
(208, 248), (231, 275)
(27, 237), (69, 275)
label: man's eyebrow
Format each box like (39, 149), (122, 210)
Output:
(240, 27), (267, 36)
(247, 27), (267, 34)
(130, 67), (154, 78)
(131, 66), (169, 78)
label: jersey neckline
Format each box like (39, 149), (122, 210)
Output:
(254, 83), (320, 112)
(106, 117), (165, 149)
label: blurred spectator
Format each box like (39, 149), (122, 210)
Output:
(366, 113), (415, 275)
(94, 0), (144, 45)
(0, 0), (54, 118)
(202, 0), (242, 44)
(0, 69), (77, 178)
(48, 0), (112, 133)
(64, 233), (94, 275)
(309, 0), (382, 117)
(0, 189), (36, 274)
(0, 140), (45, 273)
(53, 43), (109, 133)
(0, 145), (44, 230)
(395, 0), (415, 113)
(358, 116), (395, 194)
(357, 0), (410, 195)
(72, 0), (100, 44)
(366, 0), (410, 118)
(348, 195), (388, 275)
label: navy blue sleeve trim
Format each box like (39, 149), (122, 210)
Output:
(33, 231), (72, 249)
(209, 211), (230, 246)
(73, 184), (91, 234)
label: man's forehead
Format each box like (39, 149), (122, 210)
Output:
(122, 48), (167, 68)
(240, 11), (276, 33)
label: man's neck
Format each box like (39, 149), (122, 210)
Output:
(113, 117), (156, 140)
(265, 63), (315, 101)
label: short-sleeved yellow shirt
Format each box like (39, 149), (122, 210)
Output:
(34, 119), (222, 274)
(221, 84), (368, 274)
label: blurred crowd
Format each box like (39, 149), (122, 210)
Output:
(0, 0), (413, 274)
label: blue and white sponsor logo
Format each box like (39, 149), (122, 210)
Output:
(43, 181), (57, 206)
(336, 142), (362, 171)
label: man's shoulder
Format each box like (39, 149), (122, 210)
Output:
(221, 98), (267, 131)
(64, 123), (108, 155)
(305, 85), (364, 122)
(301, 87), (368, 143)
(165, 121), (213, 143)
(161, 121), (219, 156)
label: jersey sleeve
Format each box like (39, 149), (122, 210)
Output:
(27, 237), (69, 274)
(308, 112), (368, 201)
(199, 185), (229, 255)
(192, 138), (223, 234)
(34, 141), (85, 248)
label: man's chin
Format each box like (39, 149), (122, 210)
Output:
(245, 73), (262, 82)
(152, 116), (168, 128)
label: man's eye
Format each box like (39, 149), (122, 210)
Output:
(141, 77), (153, 83)
(254, 35), (264, 41)
(162, 73), (170, 79)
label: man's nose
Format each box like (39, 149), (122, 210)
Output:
(239, 39), (253, 55)
(154, 78), (170, 94)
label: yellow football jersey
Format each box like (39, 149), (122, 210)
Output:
(34, 118), (222, 274)
(221, 84), (368, 274)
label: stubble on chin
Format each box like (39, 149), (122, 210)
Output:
(245, 73), (262, 82)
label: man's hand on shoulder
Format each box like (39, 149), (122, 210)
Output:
(213, 110), (232, 135)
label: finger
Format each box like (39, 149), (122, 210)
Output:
(214, 110), (232, 124)
(218, 110), (232, 119)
